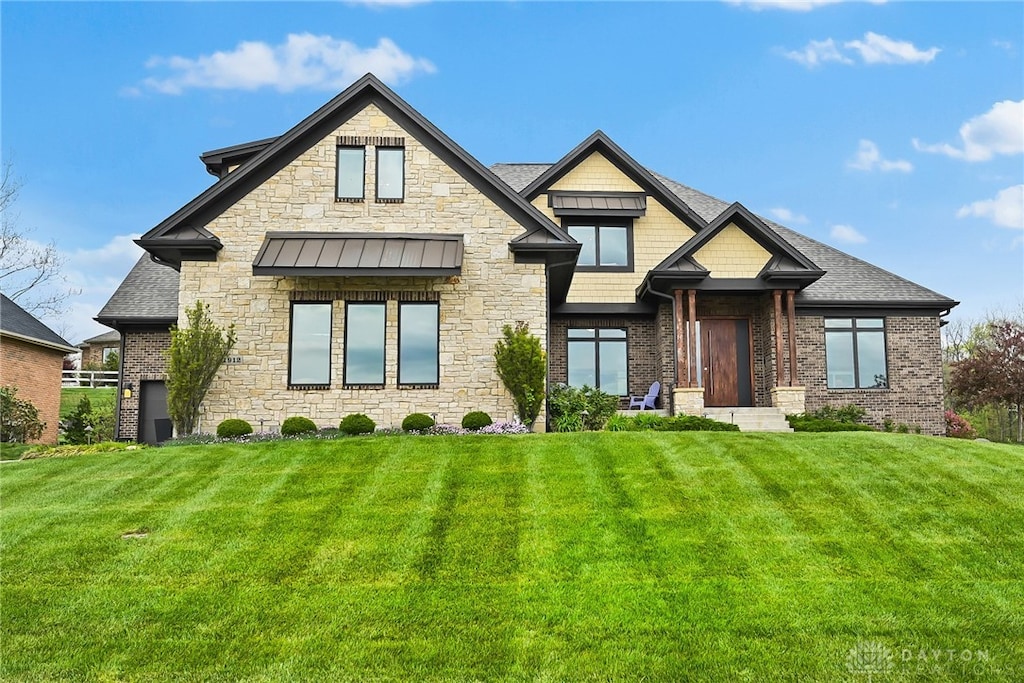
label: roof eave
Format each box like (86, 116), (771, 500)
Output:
(0, 330), (78, 355)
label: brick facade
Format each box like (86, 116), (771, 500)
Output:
(0, 338), (66, 444)
(798, 314), (945, 435)
(117, 329), (171, 442)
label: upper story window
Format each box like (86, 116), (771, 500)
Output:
(825, 318), (888, 389)
(567, 222), (633, 271)
(336, 146), (365, 201)
(376, 147), (405, 202)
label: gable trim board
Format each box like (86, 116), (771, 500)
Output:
(104, 73), (956, 437)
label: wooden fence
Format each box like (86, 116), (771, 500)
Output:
(62, 370), (118, 388)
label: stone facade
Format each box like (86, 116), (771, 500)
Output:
(797, 314), (945, 435)
(176, 104), (547, 431)
(0, 337), (66, 444)
(117, 329), (171, 442)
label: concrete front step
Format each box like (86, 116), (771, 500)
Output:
(702, 407), (793, 433)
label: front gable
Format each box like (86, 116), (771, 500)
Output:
(642, 202), (824, 297)
(137, 74), (575, 283)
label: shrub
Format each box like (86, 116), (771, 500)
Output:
(494, 323), (546, 425)
(0, 386), (45, 443)
(402, 413), (436, 432)
(547, 384), (619, 432)
(281, 416), (317, 436)
(461, 411), (493, 431)
(633, 412), (666, 431)
(166, 301), (237, 436)
(945, 410), (976, 439)
(64, 396), (94, 445)
(809, 404), (867, 424)
(787, 415), (875, 432)
(216, 419), (253, 438)
(656, 416), (740, 432)
(340, 413), (376, 435)
(605, 414), (636, 432)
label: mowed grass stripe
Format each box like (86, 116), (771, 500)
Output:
(2, 433), (1022, 681)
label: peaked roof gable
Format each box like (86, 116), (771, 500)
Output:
(137, 74), (572, 267)
(654, 202), (821, 275)
(521, 131), (707, 233)
(0, 293), (77, 353)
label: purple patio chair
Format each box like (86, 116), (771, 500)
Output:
(628, 381), (660, 410)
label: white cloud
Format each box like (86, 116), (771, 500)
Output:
(912, 100), (1024, 162)
(957, 185), (1024, 230)
(782, 32), (939, 68)
(139, 34), (435, 95)
(781, 39), (853, 67)
(844, 32), (940, 64)
(847, 139), (913, 173)
(830, 224), (867, 244)
(727, 0), (884, 11)
(768, 207), (809, 224)
(35, 235), (144, 345)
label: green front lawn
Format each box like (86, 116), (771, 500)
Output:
(60, 387), (116, 418)
(2, 433), (1022, 681)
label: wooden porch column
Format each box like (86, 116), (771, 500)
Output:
(673, 289), (687, 386)
(786, 290), (798, 386)
(773, 289), (785, 387)
(687, 289), (698, 388)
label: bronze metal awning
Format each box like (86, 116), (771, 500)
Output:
(549, 191), (646, 217)
(252, 232), (463, 276)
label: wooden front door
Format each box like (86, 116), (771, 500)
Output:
(702, 319), (753, 407)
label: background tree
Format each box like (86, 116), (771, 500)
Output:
(494, 322), (546, 426)
(166, 301), (236, 436)
(0, 161), (78, 316)
(950, 319), (1024, 442)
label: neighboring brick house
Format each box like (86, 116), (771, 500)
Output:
(1, 294), (79, 444)
(78, 330), (120, 368)
(98, 74), (956, 441)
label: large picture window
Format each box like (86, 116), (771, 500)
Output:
(567, 223), (631, 270)
(376, 147), (405, 201)
(336, 147), (365, 200)
(567, 328), (628, 395)
(289, 303), (332, 385)
(399, 302), (439, 385)
(344, 303), (386, 385)
(825, 318), (888, 389)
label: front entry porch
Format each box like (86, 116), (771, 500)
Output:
(668, 289), (806, 418)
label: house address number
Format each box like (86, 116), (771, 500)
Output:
(225, 356), (243, 364)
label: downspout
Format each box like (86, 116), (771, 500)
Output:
(642, 279), (679, 412)
(545, 254), (580, 432)
(114, 325), (125, 441)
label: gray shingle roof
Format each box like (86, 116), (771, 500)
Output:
(0, 293), (77, 352)
(96, 255), (180, 326)
(491, 163), (955, 308)
(80, 330), (120, 347)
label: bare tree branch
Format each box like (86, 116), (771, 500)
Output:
(0, 160), (79, 316)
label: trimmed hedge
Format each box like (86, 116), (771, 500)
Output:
(339, 413), (376, 435)
(216, 419), (253, 438)
(281, 416), (317, 436)
(605, 413), (739, 432)
(402, 413), (435, 432)
(461, 411), (493, 431)
(787, 415), (875, 432)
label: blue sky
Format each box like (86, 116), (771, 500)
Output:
(2, 1), (1022, 345)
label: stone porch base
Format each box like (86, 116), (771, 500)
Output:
(770, 386), (806, 415)
(672, 387), (705, 416)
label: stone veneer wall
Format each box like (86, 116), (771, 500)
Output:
(117, 330), (172, 442)
(0, 337), (66, 444)
(176, 104), (547, 431)
(797, 314), (945, 435)
(548, 315), (661, 409)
